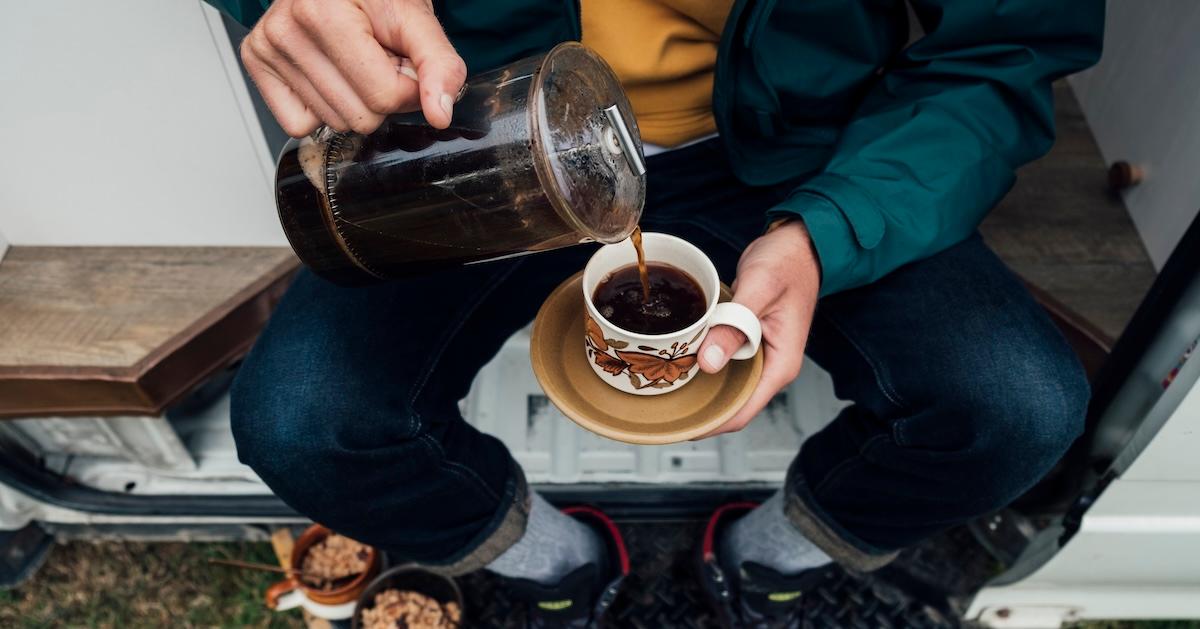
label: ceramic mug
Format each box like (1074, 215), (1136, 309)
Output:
(266, 524), (381, 621)
(582, 232), (761, 395)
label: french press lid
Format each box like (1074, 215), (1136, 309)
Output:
(531, 42), (646, 244)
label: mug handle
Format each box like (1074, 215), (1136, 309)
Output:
(265, 577), (302, 610)
(708, 302), (762, 360)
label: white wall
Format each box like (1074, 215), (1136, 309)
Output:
(1070, 1), (1200, 269)
(0, 1), (285, 246)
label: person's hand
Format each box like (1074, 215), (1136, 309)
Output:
(696, 219), (821, 437)
(240, 0), (466, 137)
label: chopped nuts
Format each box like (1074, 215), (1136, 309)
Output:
(360, 588), (461, 629)
(299, 534), (370, 591)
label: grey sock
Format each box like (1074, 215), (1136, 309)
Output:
(486, 492), (604, 584)
(721, 490), (832, 575)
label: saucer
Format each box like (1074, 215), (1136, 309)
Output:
(530, 272), (763, 445)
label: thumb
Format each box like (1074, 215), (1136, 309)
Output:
(699, 325), (748, 374)
(699, 265), (775, 373)
(380, 3), (466, 129)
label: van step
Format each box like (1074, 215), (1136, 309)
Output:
(455, 519), (980, 628)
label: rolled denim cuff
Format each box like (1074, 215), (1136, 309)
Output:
(783, 458), (898, 572)
(426, 458), (531, 576)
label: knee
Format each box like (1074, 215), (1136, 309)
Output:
(229, 358), (432, 485)
(900, 343), (1090, 509)
(228, 364), (309, 481)
(228, 361), (386, 486)
(994, 351), (1086, 442)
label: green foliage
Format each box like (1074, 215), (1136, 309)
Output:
(1071, 623), (1200, 629)
(0, 541), (304, 629)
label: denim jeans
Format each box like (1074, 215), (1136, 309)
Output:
(231, 139), (1089, 573)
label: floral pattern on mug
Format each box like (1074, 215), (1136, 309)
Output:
(585, 313), (705, 390)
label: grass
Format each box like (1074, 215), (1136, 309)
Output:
(1072, 624), (1200, 629)
(2, 541), (1198, 628)
(0, 541), (304, 628)
(1071, 624), (1200, 629)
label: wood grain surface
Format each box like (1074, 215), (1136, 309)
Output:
(0, 247), (295, 368)
(0, 247), (298, 417)
(983, 83), (1157, 342)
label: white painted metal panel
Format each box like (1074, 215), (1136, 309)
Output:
(0, 1), (283, 246)
(1042, 480), (1200, 585)
(1069, 0), (1200, 269)
(968, 478), (1200, 623)
(973, 587), (1200, 626)
(1120, 356), (1200, 482)
(465, 326), (842, 485)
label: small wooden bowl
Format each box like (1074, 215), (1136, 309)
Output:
(265, 524), (381, 609)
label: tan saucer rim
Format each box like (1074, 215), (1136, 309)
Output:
(529, 272), (763, 445)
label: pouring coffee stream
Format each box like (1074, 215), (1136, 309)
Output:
(630, 226), (650, 302)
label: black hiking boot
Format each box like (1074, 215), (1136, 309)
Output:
(502, 505), (629, 628)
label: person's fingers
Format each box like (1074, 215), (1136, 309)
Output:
(391, 58), (423, 112)
(284, 36), (388, 134)
(291, 0), (421, 116)
(700, 345), (803, 438)
(696, 268), (808, 437)
(698, 325), (749, 374)
(247, 30), (351, 132)
(373, 2), (467, 129)
(728, 264), (783, 314)
(277, 67), (352, 133)
(240, 41), (320, 137)
(258, 17), (387, 134)
(697, 267), (775, 373)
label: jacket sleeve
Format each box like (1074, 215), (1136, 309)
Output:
(768, 1), (1105, 296)
(201, 0), (270, 28)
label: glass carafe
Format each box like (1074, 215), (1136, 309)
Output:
(274, 42), (646, 285)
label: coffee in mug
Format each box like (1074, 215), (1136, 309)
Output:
(592, 262), (707, 335)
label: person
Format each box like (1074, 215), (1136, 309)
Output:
(214, 0), (1104, 626)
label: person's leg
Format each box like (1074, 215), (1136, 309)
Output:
(781, 232), (1091, 570)
(230, 248), (592, 574)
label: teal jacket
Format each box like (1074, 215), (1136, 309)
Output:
(212, 0), (1104, 296)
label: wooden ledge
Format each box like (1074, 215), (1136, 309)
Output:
(0, 247), (298, 418)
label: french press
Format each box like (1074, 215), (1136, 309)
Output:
(274, 42), (646, 285)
